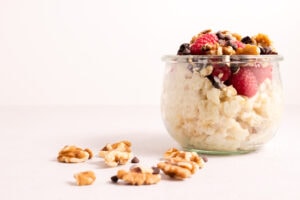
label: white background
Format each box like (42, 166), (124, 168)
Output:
(0, 0), (299, 106)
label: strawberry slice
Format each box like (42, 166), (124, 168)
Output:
(228, 67), (258, 98)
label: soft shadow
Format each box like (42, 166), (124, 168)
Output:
(66, 181), (77, 186)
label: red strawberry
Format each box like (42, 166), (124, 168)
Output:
(251, 65), (272, 84)
(229, 67), (258, 97)
(190, 33), (218, 55)
(211, 64), (231, 82)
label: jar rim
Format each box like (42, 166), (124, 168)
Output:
(162, 55), (283, 63)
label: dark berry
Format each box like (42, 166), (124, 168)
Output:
(241, 36), (253, 44)
(177, 43), (191, 55)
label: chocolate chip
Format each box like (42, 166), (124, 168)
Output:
(227, 40), (237, 50)
(131, 156), (140, 163)
(218, 39), (226, 46)
(216, 31), (225, 40)
(177, 43), (191, 55)
(241, 36), (253, 44)
(130, 165), (142, 173)
(151, 167), (160, 175)
(260, 47), (277, 55)
(201, 155), (208, 162)
(208, 76), (222, 89)
(111, 175), (119, 183)
(230, 64), (240, 74)
(224, 35), (233, 41)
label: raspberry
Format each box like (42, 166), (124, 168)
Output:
(211, 64), (231, 82)
(190, 33), (218, 55)
(251, 65), (272, 84)
(229, 67), (258, 97)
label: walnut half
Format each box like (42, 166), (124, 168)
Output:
(158, 148), (206, 179)
(99, 140), (132, 167)
(115, 165), (161, 185)
(57, 145), (93, 163)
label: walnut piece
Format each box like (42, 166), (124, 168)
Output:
(99, 140), (132, 167)
(164, 148), (205, 169)
(236, 44), (260, 55)
(74, 171), (96, 186)
(158, 148), (206, 179)
(253, 33), (272, 47)
(116, 166), (161, 185)
(57, 145), (93, 163)
(157, 161), (193, 179)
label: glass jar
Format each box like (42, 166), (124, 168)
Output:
(161, 55), (283, 154)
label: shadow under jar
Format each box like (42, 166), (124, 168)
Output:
(161, 55), (283, 155)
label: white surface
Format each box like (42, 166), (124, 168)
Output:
(0, 105), (299, 200)
(0, 0), (300, 106)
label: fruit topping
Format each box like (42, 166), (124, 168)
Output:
(228, 67), (258, 97)
(190, 33), (218, 55)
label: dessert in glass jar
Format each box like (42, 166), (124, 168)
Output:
(161, 29), (283, 154)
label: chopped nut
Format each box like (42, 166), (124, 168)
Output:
(84, 148), (93, 159)
(57, 145), (92, 163)
(253, 33), (272, 47)
(236, 44), (260, 55)
(74, 171), (96, 186)
(232, 33), (242, 41)
(99, 140), (132, 167)
(116, 166), (161, 185)
(222, 46), (235, 55)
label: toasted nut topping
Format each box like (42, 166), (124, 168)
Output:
(222, 46), (235, 55)
(116, 166), (161, 185)
(99, 140), (132, 167)
(236, 44), (260, 55)
(253, 33), (272, 47)
(57, 145), (92, 163)
(232, 33), (242, 41)
(74, 171), (96, 186)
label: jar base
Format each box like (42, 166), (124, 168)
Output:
(183, 147), (256, 155)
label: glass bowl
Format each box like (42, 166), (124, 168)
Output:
(161, 55), (283, 154)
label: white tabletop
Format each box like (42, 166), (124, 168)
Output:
(1, 105), (299, 200)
